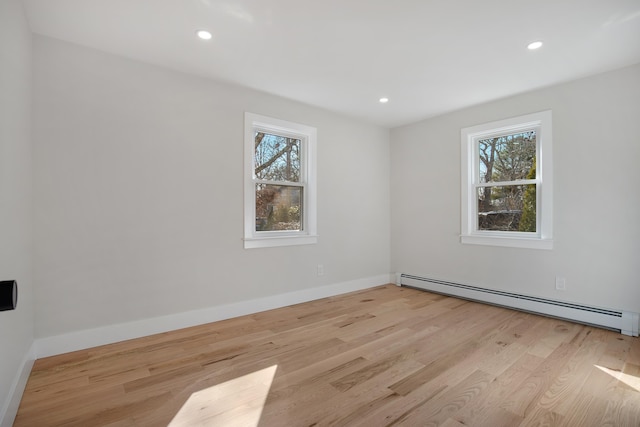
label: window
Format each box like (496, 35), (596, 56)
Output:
(461, 110), (553, 249)
(244, 113), (317, 249)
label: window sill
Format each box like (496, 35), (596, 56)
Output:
(461, 234), (553, 250)
(244, 234), (318, 249)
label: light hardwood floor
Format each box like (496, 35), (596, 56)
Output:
(14, 284), (640, 426)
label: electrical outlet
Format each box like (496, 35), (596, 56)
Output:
(317, 264), (324, 277)
(555, 276), (566, 291)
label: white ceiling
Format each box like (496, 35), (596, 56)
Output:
(22, 0), (640, 128)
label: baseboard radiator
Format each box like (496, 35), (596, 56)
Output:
(396, 273), (639, 337)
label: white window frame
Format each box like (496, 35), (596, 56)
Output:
(243, 112), (317, 249)
(461, 110), (553, 250)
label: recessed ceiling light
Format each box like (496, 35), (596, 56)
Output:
(196, 30), (212, 40)
(527, 41), (543, 50)
(379, 97), (389, 103)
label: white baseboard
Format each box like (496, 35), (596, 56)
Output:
(35, 274), (393, 358)
(0, 342), (35, 427)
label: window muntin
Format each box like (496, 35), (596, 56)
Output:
(461, 111), (552, 249)
(244, 113), (317, 248)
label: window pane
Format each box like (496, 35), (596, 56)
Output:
(477, 184), (536, 232)
(254, 132), (301, 182)
(255, 184), (302, 231)
(478, 131), (536, 183)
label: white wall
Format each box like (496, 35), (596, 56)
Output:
(33, 36), (391, 341)
(0, 0), (35, 425)
(391, 63), (640, 314)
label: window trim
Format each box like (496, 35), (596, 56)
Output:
(460, 110), (553, 250)
(244, 113), (317, 249)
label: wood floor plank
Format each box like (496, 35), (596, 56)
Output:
(558, 392), (601, 427)
(537, 329), (609, 416)
(517, 406), (564, 427)
(453, 352), (543, 426)
(501, 342), (580, 418)
(391, 369), (494, 426)
(14, 284), (640, 426)
(608, 387), (640, 426)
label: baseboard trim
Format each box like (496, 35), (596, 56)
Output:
(0, 342), (35, 427)
(35, 274), (392, 358)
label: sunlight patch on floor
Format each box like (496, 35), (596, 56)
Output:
(595, 365), (640, 392)
(169, 365), (278, 426)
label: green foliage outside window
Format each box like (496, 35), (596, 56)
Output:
(518, 159), (536, 232)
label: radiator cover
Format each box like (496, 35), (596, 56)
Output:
(397, 273), (639, 337)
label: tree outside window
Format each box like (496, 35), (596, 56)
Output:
(477, 131), (536, 232)
(254, 132), (302, 231)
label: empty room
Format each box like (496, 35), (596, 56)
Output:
(1, 0), (640, 425)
